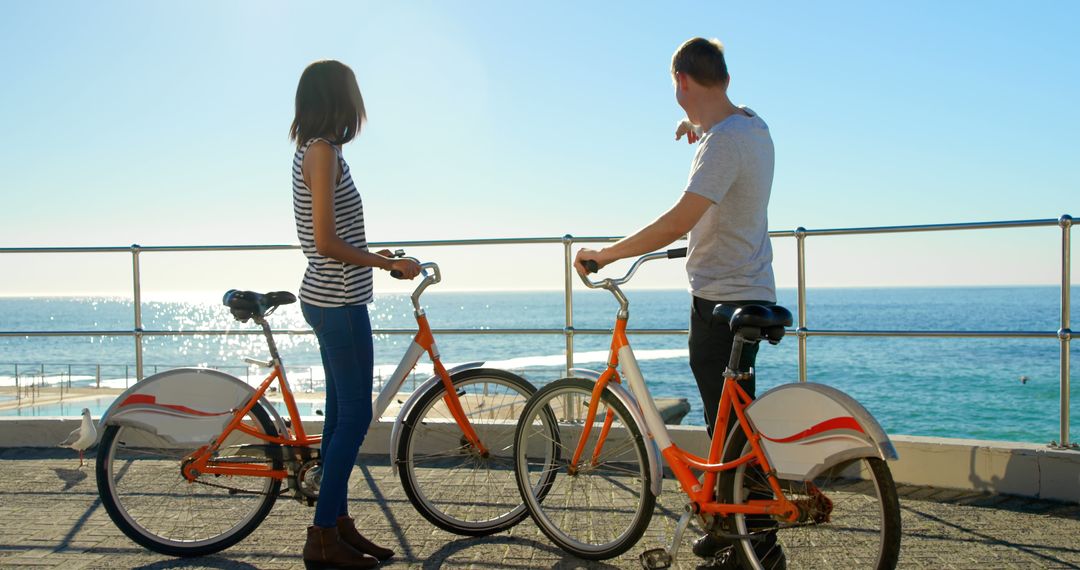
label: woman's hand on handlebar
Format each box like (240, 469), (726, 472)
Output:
(388, 258), (421, 279)
(574, 248), (611, 277)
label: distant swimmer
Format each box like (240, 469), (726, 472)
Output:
(1020, 375), (1029, 384)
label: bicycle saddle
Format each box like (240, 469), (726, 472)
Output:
(223, 290), (296, 321)
(713, 303), (793, 344)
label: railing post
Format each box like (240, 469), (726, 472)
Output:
(132, 244), (144, 382)
(795, 227), (808, 382)
(563, 234), (575, 377)
(1056, 215), (1073, 448)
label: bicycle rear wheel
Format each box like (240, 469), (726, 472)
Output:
(720, 428), (901, 569)
(96, 404), (282, 557)
(397, 368), (546, 535)
(514, 377), (655, 560)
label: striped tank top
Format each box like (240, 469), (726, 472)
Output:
(292, 138), (373, 307)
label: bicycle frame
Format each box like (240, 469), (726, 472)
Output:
(571, 250), (799, 522)
(570, 317), (799, 522)
(181, 360), (314, 481)
(181, 260), (488, 482)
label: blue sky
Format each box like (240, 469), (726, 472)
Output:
(0, 1), (1076, 295)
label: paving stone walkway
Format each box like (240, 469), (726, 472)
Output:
(1, 450), (1078, 569)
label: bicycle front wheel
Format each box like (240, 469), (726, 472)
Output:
(397, 368), (545, 535)
(720, 428), (901, 570)
(514, 377), (655, 560)
(96, 403), (282, 557)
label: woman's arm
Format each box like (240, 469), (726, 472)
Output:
(303, 141), (420, 278)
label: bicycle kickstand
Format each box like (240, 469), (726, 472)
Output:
(639, 504), (693, 569)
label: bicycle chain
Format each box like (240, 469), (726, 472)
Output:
(187, 457), (285, 497)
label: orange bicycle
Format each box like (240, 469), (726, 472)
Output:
(95, 253), (554, 556)
(513, 248), (901, 569)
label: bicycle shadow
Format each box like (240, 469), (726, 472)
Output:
(418, 534), (623, 570)
(130, 558), (263, 570)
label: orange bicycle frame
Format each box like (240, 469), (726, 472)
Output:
(568, 316), (799, 521)
(183, 309), (489, 481)
(182, 363), (318, 481)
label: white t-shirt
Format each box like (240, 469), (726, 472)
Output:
(684, 107), (776, 302)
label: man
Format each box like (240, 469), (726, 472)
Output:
(573, 37), (776, 565)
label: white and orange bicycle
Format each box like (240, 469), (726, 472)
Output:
(95, 252), (554, 556)
(513, 248), (901, 569)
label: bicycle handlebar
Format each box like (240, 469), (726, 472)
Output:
(578, 247), (687, 289)
(383, 250), (441, 312)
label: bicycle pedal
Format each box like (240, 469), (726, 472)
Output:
(639, 548), (672, 569)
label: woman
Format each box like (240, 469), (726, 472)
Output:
(291, 60), (420, 569)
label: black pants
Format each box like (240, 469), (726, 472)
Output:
(690, 296), (781, 558)
(688, 297), (772, 437)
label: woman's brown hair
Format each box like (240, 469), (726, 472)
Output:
(289, 60), (367, 147)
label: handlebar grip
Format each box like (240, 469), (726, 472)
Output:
(667, 247), (687, 259)
(583, 260), (599, 274)
(389, 249), (406, 278)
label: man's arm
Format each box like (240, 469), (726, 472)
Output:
(573, 191), (712, 275)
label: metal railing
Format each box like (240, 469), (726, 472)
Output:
(0, 215), (1073, 446)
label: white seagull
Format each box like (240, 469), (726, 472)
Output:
(59, 408), (97, 468)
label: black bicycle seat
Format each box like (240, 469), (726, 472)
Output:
(713, 303), (793, 344)
(223, 290), (296, 321)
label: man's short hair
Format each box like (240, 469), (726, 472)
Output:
(671, 38), (729, 87)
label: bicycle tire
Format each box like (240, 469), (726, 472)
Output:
(96, 402), (282, 557)
(514, 377), (655, 560)
(397, 368), (548, 535)
(719, 427), (901, 569)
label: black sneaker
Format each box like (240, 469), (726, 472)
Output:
(694, 543), (737, 569)
(692, 533), (733, 559)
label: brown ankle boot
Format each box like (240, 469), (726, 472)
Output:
(303, 525), (377, 569)
(336, 516), (395, 561)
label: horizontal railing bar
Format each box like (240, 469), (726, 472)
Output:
(0, 362), (248, 368)
(801, 218), (1060, 237)
(0, 328), (679, 337)
(0, 237), (599, 254)
(0, 246), (134, 254)
(1, 328), (1063, 339)
(0, 219), (1064, 255)
(0, 330), (136, 337)
(806, 329), (1059, 339)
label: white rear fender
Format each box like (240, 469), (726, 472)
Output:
(388, 361), (485, 474)
(99, 368), (287, 445)
(730, 382), (898, 481)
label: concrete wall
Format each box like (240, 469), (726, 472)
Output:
(9, 417), (1078, 503)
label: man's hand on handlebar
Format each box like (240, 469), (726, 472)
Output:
(574, 248), (612, 277)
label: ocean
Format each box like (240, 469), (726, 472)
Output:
(0, 286), (1076, 445)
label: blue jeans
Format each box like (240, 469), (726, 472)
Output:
(301, 301), (374, 528)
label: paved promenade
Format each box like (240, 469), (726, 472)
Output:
(1, 450), (1078, 569)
